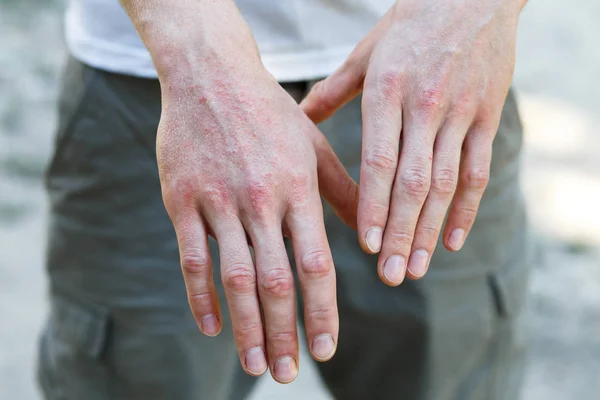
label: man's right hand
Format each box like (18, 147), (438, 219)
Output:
(158, 67), (357, 383)
(121, 0), (358, 383)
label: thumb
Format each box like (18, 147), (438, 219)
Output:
(300, 5), (396, 124)
(300, 64), (365, 125)
(308, 128), (359, 230)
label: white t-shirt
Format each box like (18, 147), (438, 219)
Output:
(65, 0), (393, 82)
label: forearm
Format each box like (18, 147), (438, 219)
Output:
(120, 0), (263, 89)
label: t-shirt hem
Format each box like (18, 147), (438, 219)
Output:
(67, 35), (354, 82)
(260, 46), (354, 82)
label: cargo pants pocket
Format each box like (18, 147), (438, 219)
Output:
(37, 294), (112, 400)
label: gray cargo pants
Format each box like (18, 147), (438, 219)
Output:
(37, 57), (532, 400)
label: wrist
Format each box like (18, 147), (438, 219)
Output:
(122, 0), (265, 94)
(153, 41), (265, 96)
(147, 27), (263, 92)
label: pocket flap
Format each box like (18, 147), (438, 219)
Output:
(488, 260), (530, 319)
(50, 295), (110, 359)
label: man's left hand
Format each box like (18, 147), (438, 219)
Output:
(301, 0), (526, 285)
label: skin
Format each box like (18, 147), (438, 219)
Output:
(121, 0), (358, 384)
(121, 0), (526, 384)
(302, 0), (528, 285)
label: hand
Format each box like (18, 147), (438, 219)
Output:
(157, 64), (358, 383)
(122, 0), (357, 383)
(301, 0), (526, 285)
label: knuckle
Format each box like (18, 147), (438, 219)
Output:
(398, 167), (431, 198)
(364, 145), (398, 174)
(300, 250), (333, 279)
(310, 79), (326, 97)
(415, 225), (440, 244)
(288, 174), (312, 204)
(198, 184), (236, 216)
(456, 205), (478, 226)
(418, 87), (444, 117)
(269, 331), (298, 347)
(259, 268), (294, 299)
(384, 230), (414, 249)
(462, 168), (490, 190)
(450, 93), (475, 120)
(200, 184), (233, 206)
(363, 201), (390, 225)
(233, 321), (263, 342)
(431, 168), (458, 196)
(161, 177), (199, 211)
(188, 292), (213, 312)
(246, 180), (275, 215)
(159, 185), (179, 212)
(223, 265), (257, 294)
(372, 69), (405, 103)
(310, 81), (336, 112)
(180, 251), (210, 275)
(476, 106), (496, 124)
(306, 306), (337, 323)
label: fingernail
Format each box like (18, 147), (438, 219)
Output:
(448, 228), (465, 251)
(366, 227), (383, 253)
(383, 255), (406, 285)
(274, 356), (298, 383)
(407, 250), (429, 278)
(245, 347), (268, 376)
(311, 334), (335, 361)
(200, 314), (220, 336)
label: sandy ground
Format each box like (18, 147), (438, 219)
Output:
(1, 1), (599, 399)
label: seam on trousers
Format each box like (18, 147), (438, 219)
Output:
(50, 63), (99, 171)
(101, 75), (157, 161)
(488, 273), (508, 318)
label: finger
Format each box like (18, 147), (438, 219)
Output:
(306, 127), (359, 230)
(173, 209), (222, 337)
(378, 114), (438, 286)
(406, 122), (465, 280)
(211, 218), (267, 377)
(286, 199), (338, 363)
(443, 127), (492, 252)
(357, 71), (404, 258)
(299, 6), (396, 123)
(300, 63), (365, 124)
(246, 218), (299, 384)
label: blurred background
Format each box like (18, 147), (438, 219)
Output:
(1, 0), (598, 399)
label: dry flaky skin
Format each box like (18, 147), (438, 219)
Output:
(120, 0), (358, 385)
(4, 0), (600, 398)
(301, 0), (528, 286)
(120, 0), (528, 385)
